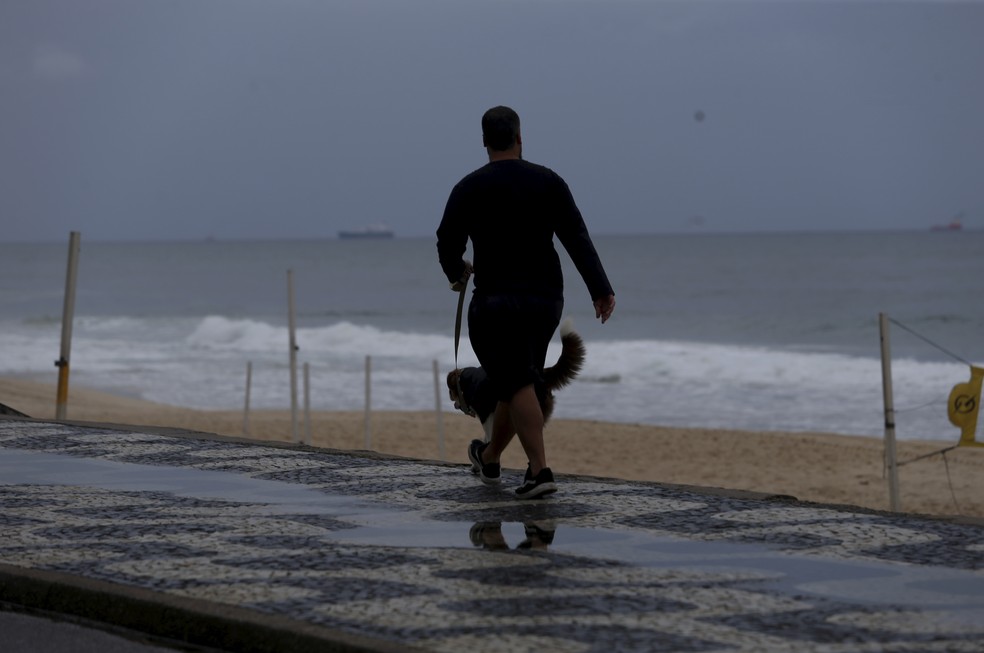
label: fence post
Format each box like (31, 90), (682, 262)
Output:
(433, 360), (446, 461)
(304, 362), (312, 445)
(55, 231), (81, 420)
(243, 361), (252, 436)
(287, 269), (299, 443)
(879, 313), (901, 512)
(364, 355), (372, 449)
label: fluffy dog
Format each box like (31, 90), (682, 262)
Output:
(447, 318), (585, 442)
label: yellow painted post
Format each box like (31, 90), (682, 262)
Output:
(949, 366), (984, 448)
(55, 231), (81, 420)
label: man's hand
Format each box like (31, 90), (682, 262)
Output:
(450, 260), (474, 292)
(594, 294), (615, 324)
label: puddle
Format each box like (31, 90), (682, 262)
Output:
(0, 448), (370, 516)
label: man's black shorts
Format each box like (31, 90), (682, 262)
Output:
(467, 293), (564, 403)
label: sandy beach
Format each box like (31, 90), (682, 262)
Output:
(2, 376), (982, 520)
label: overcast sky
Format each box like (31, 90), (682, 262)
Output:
(2, 0), (982, 242)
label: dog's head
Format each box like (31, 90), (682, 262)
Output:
(446, 369), (461, 405)
(446, 368), (476, 417)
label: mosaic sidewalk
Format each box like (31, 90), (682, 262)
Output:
(1, 418), (983, 652)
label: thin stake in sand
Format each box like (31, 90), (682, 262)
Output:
(879, 312), (901, 512)
(55, 231), (81, 420)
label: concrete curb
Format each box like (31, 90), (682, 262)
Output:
(0, 564), (428, 653)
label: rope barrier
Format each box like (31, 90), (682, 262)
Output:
(883, 317), (975, 514)
(896, 444), (962, 514)
(897, 444), (959, 467)
(888, 317), (973, 366)
(941, 450), (961, 514)
(893, 394), (949, 414)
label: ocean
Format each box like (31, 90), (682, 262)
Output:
(1, 231), (982, 442)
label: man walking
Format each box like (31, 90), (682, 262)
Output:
(437, 105), (615, 498)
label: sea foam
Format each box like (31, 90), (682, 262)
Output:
(0, 315), (974, 442)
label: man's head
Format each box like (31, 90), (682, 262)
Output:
(482, 106), (521, 156)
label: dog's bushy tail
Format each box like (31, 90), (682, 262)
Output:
(543, 318), (585, 390)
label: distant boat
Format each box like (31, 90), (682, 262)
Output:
(338, 225), (394, 239)
(931, 213), (964, 232)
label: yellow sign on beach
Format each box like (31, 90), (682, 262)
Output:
(948, 366), (984, 447)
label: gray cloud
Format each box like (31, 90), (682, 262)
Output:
(32, 44), (88, 79)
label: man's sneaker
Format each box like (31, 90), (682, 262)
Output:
(468, 440), (482, 475)
(518, 521), (556, 549)
(515, 466), (557, 499)
(467, 439), (501, 485)
(468, 521), (507, 550)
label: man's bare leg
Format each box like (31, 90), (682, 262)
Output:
(483, 401), (515, 464)
(507, 384), (547, 475)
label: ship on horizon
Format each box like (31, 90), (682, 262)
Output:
(930, 212), (963, 232)
(338, 225), (394, 239)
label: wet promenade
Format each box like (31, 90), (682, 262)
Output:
(1, 417), (983, 652)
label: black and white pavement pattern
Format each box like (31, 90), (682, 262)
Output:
(1, 419), (983, 653)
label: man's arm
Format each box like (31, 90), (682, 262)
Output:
(553, 179), (615, 303)
(436, 184), (470, 286)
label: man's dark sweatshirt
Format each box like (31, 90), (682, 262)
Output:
(437, 159), (613, 302)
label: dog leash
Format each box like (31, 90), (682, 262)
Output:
(452, 276), (468, 368)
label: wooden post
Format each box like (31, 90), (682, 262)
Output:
(433, 360), (446, 461)
(55, 231), (81, 420)
(243, 361), (252, 436)
(879, 313), (901, 512)
(364, 355), (372, 449)
(303, 362), (312, 445)
(287, 270), (299, 443)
